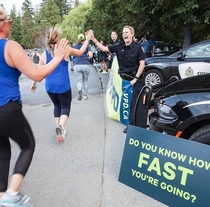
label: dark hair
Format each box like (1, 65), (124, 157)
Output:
(111, 31), (118, 35)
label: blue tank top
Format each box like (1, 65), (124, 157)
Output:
(0, 39), (21, 106)
(45, 50), (70, 93)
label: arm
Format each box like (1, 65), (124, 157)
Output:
(30, 80), (37, 92)
(67, 40), (90, 56)
(151, 39), (156, 56)
(130, 60), (145, 86)
(5, 38), (68, 82)
(140, 42), (145, 53)
(66, 29), (93, 57)
(152, 45), (156, 56)
(90, 32), (110, 52)
(87, 50), (93, 59)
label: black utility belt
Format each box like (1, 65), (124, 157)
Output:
(119, 73), (143, 81)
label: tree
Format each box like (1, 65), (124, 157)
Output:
(85, 0), (210, 46)
(61, 2), (91, 43)
(9, 6), (22, 43)
(2, 0), (210, 48)
(34, 26), (50, 48)
(39, 0), (61, 27)
(84, 0), (123, 44)
(54, 0), (72, 20)
(21, 0), (35, 48)
(151, 0), (210, 46)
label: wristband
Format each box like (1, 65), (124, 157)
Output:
(135, 76), (139, 79)
(86, 39), (90, 42)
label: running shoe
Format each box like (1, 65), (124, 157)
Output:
(83, 95), (88, 100)
(0, 191), (33, 207)
(55, 126), (64, 143)
(77, 90), (82, 101)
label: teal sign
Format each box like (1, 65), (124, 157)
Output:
(119, 125), (210, 207)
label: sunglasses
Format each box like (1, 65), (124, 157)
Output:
(4, 18), (12, 25)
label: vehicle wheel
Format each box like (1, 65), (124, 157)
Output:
(189, 124), (210, 145)
(145, 69), (164, 87)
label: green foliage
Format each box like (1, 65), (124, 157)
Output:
(39, 0), (61, 26)
(60, 2), (91, 43)
(3, 0), (210, 49)
(20, 0), (35, 48)
(22, 0), (34, 17)
(84, 0), (210, 46)
(54, 0), (72, 20)
(148, 0), (210, 45)
(9, 6), (22, 42)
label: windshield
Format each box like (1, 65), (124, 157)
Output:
(170, 41), (210, 58)
(185, 42), (210, 58)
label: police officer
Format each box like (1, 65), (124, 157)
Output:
(91, 25), (146, 133)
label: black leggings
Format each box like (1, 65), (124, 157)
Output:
(0, 101), (35, 192)
(47, 89), (72, 118)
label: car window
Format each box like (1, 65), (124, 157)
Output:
(169, 45), (179, 50)
(156, 45), (172, 52)
(185, 42), (210, 58)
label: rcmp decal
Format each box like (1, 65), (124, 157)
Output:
(184, 67), (194, 77)
(179, 62), (210, 79)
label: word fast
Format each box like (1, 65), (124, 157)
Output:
(138, 152), (194, 186)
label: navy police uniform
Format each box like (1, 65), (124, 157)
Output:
(108, 41), (146, 125)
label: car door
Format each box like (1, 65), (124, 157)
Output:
(169, 41), (210, 79)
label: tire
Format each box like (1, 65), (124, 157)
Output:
(145, 69), (164, 87)
(189, 124), (210, 145)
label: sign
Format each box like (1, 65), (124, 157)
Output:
(178, 62), (210, 79)
(106, 57), (133, 125)
(119, 125), (210, 207)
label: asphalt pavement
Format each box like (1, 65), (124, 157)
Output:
(9, 66), (167, 207)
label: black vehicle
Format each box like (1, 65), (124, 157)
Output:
(135, 74), (210, 145)
(155, 42), (181, 57)
(144, 40), (210, 87)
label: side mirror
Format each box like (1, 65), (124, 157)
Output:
(177, 52), (184, 60)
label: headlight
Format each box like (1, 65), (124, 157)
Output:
(157, 103), (177, 120)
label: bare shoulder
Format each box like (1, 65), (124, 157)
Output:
(4, 40), (27, 68)
(6, 40), (26, 57)
(5, 40), (26, 62)
(6, 40), (23, 50)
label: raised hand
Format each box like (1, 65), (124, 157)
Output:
(54, 38), (69, 60)
(85, 29), (94, 40)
